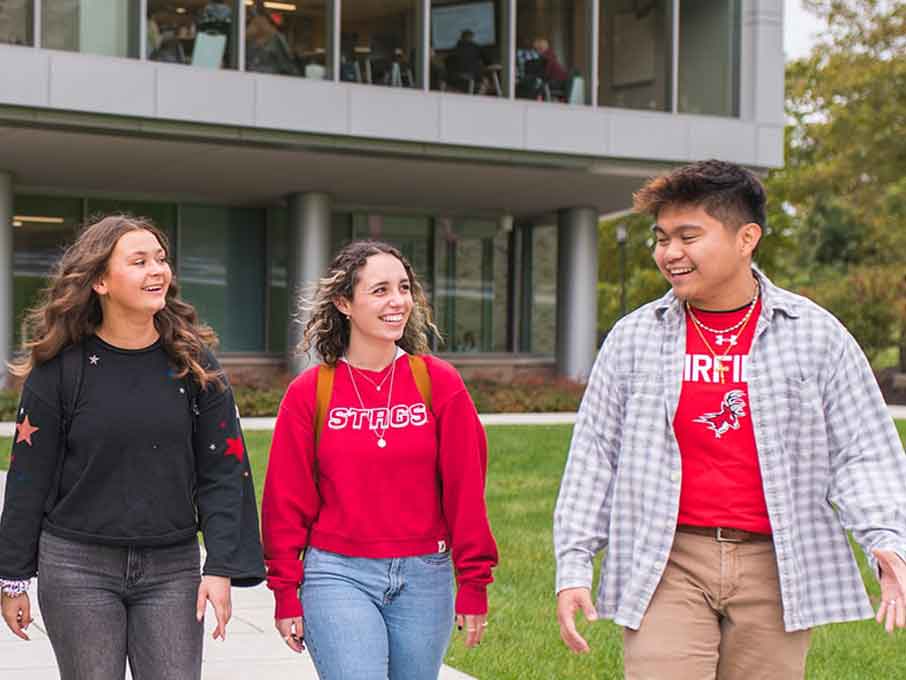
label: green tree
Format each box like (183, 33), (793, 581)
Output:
(768, 0), (906, 369)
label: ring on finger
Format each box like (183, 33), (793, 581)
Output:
(481, 622), (489, 628)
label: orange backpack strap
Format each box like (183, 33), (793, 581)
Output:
(408, 355), (432, 413)
(315, 364), (335, 446)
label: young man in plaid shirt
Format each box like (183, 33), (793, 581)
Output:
(553, 160), (906, 678)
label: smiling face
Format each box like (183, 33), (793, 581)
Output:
(92, 229), (172, 321)
(652, 204), (761, 310)
(335, 252), (414, 353)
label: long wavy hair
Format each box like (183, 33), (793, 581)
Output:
(299, 240), (441, 366)
(9, 214), (222, 389)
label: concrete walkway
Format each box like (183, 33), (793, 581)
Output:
(0, 471), (475, 679)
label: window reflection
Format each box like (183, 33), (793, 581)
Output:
(245, 0), (330, 79)
(598, 0), (671, 111)
(679, 0), (740, 116)
(435, 218), (508, 353)
(179, 205), (265, 351)
(148, 0), (237, 69)
(44, 0), (139, 57)
(430, 0), (504, 95)
(0, 0), (33, 46)
(515, 0), (588, 104)
(12, 196), (81, 345)
(340, 0), (420, 88)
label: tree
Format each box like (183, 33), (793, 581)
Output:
(769, 0), (906, 369)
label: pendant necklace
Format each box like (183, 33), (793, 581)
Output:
(348, 364), (393, 392)
(686, 280), (760, 348)
(346, 354), (396, 448)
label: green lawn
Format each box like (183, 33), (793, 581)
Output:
(3, 423), (906, 678)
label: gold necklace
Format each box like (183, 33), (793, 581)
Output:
(345, 357), (396, 448)
(688, 302), (756, 384)
(686, 281), (760, 348)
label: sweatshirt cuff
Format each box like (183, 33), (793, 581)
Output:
(274, 587), (303, 620)
(454, 583), (488, 615)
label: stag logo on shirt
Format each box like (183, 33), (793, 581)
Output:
(693, 389), (748, 439)
(327, 404), (429, 431)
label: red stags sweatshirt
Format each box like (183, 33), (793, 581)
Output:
(262, 352), (498, 619)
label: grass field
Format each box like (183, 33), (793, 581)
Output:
(2, 422), (906, 678)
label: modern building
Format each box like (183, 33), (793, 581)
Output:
(0, 0), (784, 384)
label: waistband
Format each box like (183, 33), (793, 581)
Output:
(676, 524), (773, 543)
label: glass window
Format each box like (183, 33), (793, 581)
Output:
(266, 208), (288, 354)
(179, 205), (266, 352)
(678, 0), (740, 116)
(43, 0), (140, 57)
(429, 0), (505, 95)
(148, 0), (238, 68)
(341, 0), (421, 88)
(519, 224), (556, 353)
(434, 218), (508, 353)
(0, 0), (33, 46)
(515, 0), (589, 104)
(245, 0), (331, 79)
(12, 196), (82, 345)
(598, 0), (671, 111)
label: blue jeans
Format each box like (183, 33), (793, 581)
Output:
(37, 531), (203, 680)
(302, 546), (455, 680)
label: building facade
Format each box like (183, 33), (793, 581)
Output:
(0, 0), (785, 383)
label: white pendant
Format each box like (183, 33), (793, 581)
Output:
(376, 386), (381, 391)
(377, 438), (387, 448)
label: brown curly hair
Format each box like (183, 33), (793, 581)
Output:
(298, 240), (441, 366)
(9, 214), (222, 389)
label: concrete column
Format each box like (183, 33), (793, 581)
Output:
(287, 192), (332, 375)
(0, 172), (12, 388)
(739, 0), (784, 124)
(556, 207), (598, 382)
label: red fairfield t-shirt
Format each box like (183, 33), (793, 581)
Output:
(674, 297), (771, 534)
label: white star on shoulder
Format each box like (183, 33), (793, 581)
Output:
(209, 443), (216, 451)
(89, 355), (100, 365)
(179, 387), (186, 394)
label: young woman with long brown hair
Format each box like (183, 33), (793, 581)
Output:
(0, 215), (264, 680)
(262, 239), (498, 679)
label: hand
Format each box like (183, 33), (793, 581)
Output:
(557, 587), (597, 654)
(873, 549), (906, 634)
(456, 613), (488, 648)
(196, 575), (232, 641)
(275, 616), (305, 653)
(1, 591), (33, 641)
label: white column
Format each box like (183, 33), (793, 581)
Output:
(739, 0), (784, 124)
(556, 207), (598, 382)
(287, 192), (333, 374)
(0, 172), (13, 388)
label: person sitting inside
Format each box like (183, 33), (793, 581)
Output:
(532, 37), (568, 84)
(446, 30), (484, 93)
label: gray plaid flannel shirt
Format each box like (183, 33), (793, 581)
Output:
(554, 269), (906, 631)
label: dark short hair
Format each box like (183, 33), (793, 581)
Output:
(633, 159), (766, 230)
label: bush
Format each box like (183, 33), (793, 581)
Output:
(465, 376), (585, 413)
(233, 386), (286, 417)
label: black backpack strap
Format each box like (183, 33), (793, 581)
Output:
(46, 343), (85, 513)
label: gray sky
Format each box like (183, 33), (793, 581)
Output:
(784, 0), (825, 61)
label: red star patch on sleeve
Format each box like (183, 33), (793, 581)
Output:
(15, 415), (40, 446)
(224, 436), (244, 463)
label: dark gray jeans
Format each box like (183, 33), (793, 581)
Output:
(37, 531), (203, 680)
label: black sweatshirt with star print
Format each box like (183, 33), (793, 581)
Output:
(0, 335), (265, 586)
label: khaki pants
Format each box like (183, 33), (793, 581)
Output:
(623, 530), (811, 680)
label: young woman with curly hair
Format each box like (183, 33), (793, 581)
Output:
(0, 215), (265, 680)
(262, 239), (498, 679)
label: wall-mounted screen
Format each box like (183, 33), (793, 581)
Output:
(431, 2), (496, 50)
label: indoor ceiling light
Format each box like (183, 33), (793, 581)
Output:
(13, 215), (65, 224)
(263, 2), (297, 10)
